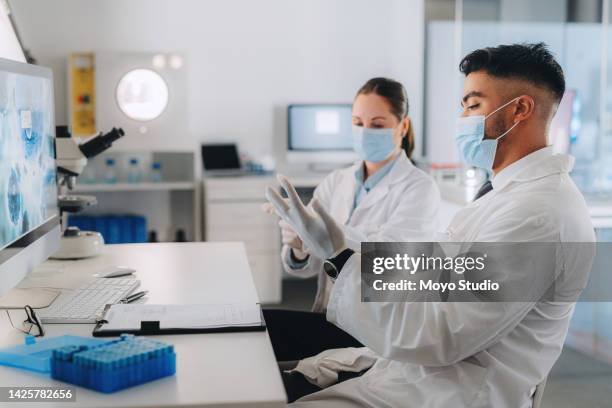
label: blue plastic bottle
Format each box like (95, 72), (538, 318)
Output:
(104, 158), (117, 184)
(127, 158), (141, 183)
(150, 162), (163, 182)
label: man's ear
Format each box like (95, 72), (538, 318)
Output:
(514, 95), (536, 122)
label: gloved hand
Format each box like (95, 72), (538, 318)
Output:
(279, 219), (309, 260)
(265, 175), (346, 260)
(262, 198), (309, 259)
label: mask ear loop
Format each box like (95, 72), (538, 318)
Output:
(495, 120), (520, 141)
(485, 96), (522, 120)
(485, 96), (523, 141)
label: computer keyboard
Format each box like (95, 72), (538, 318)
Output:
(38, 278), (141, 324)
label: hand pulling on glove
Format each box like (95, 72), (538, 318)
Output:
(262, 195), (309, 259)
(265, 175), (346, 260)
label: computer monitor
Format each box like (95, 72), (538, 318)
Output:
(0, 57), (60, 296)
(286, 104), (357, 164)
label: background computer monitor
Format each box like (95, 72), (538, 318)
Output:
(0, 57), (60, 296)
(286, 104), (357, 164)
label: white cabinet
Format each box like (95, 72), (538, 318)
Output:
(203, 176), (282, 303)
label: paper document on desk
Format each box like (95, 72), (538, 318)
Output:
(101, 303), (262, 331)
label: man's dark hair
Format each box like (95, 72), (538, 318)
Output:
(459, 43), (565, 103)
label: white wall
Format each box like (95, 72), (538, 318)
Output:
(0, 0), (24, 62)
(500, 0), (567, 22)
(9, 0), (424, 160)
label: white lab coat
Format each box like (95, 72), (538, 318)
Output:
(282, 153), (440, 312)
(291, 148), (595, 408)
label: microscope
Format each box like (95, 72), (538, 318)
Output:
(52, 126), (125, 259)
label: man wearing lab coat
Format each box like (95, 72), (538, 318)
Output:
(266, 43), (595, 407)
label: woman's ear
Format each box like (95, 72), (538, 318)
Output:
(403, 117), (411, 136)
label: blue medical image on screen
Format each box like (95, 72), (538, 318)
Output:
(21, 109), (43, 158)
(7, 168), (22, 225)
(0, 71), (57, 249)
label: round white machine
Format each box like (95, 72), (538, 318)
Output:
(51, 227), (105, 260)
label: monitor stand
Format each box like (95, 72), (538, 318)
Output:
(0, 288), (60, 309)
(307, 161), (351, 173)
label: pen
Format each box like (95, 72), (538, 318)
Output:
(120, 291), (148, 304)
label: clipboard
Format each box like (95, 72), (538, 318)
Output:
(92, 303), (267, 337)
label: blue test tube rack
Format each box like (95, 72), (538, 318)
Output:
(50, 334), (176, 393)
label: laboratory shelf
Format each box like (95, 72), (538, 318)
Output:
(72, 181), (197, 192)
(68, 150), (202, 241)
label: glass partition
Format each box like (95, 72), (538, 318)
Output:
(458, 0), (612, 364)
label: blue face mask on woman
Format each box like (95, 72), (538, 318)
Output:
(455, 97), (521, 170)
(352, 125), (398, 163)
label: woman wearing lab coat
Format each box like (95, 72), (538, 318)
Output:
(263, 78), (440, 382)
(282, 77), (439, 311)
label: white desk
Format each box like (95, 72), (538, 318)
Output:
(0, 242), (287, 408)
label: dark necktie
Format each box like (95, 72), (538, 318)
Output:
(473, 180), (493, 201)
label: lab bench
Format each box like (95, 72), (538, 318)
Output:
(0, 242), (286, 407)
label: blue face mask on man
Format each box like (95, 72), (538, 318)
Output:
(455, 97), (521, 170)
(352, 125), (398, 163)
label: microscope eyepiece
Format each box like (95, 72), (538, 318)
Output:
(78, 127), (125, 158)
(56, 125), (71, 138)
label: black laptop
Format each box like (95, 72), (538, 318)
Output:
(201, 143), (247, 177)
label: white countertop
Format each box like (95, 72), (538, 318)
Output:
(0, 242), (286, 408)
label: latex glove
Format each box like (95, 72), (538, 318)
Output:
(265, 175), (346, 260)
(261, 198), (309, 261)
(289, 347), (378, 388)
(279, 219), (309, 259)
(261, 200), (286, 216)
(262, 197), (310, 259)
